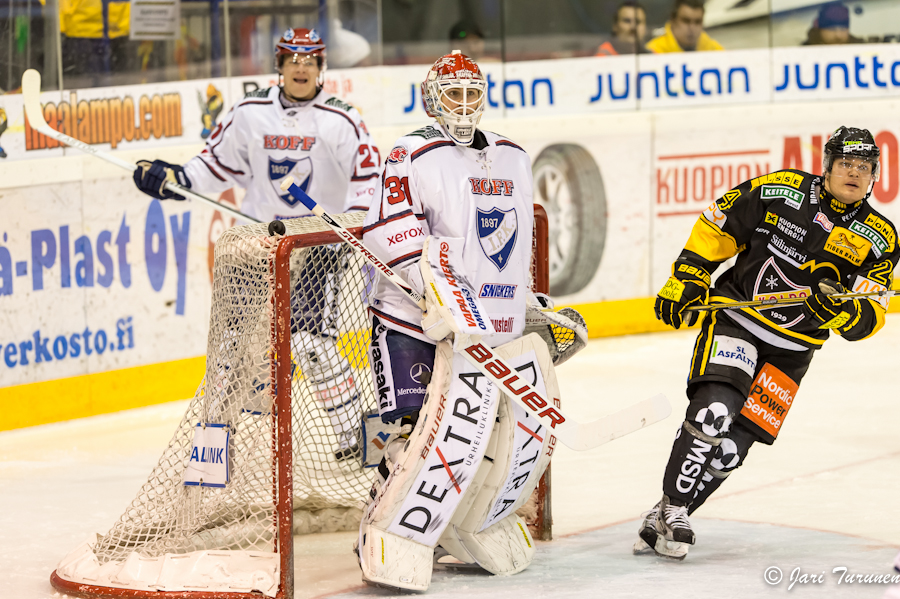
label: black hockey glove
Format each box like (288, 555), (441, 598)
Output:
(133, 159), (191, 200)
(803, 278), (858, 329)
(654, 261), (710, 330)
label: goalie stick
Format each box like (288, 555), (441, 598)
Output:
(21, 69), (260, 225)
(279, 176), (671, 451)
(685, 287), (899, 312)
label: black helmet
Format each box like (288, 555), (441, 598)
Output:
(823, 126), (880, 181)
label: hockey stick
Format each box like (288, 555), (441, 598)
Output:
(685, 287), (899, 312)
(279, 176), (671, 451)
(21, 69), (260, 224)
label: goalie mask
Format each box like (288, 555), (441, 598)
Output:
(421, 50), (486, 146)
(823, 126), (880, 200)
(275, 27), (327, 86)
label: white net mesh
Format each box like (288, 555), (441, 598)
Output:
(89, 213), (375, 565)
(53, 210), (548, 597)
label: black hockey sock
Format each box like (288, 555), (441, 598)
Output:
(661, 422), (716, 505)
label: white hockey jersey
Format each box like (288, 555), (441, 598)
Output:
(363, 123), (534, 348)
(184, 86), (380, 221)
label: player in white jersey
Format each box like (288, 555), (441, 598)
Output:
(133, 28), (380, 461)
(356, 51), (559, 592)
(133, 28), (379, 219)
(362, 50), (534, 427)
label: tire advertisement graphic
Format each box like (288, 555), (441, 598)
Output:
(533, 144), (607, 296)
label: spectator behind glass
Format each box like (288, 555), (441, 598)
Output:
(60, 0), (133, 86)
(596, 1), (648, 56)
(449, 21), (486, 60)
(646, 0), (722, 53)
(803, 2), (863, 45)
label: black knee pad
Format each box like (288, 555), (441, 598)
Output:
(685, 382), (746, 439)
(707, 421), (756, 477)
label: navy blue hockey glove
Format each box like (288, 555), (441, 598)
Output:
(133, 159), (191, 200)
(803, 278), (858, 329)
(654, 261), (710, 330)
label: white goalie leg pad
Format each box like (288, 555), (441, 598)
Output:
(438, 333), (558, 575)
(359, 339), (502, 590)
(358, 524), (433, 591)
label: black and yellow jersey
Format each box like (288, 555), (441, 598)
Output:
(677, 169), (899, 350)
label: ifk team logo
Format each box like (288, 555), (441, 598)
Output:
(269, 157), (312, 206)
(476, 207), (518, 271)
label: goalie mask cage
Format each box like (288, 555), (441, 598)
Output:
(50, 206), (550, 599)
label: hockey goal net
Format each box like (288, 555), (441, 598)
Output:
(50, 206), (550, 599)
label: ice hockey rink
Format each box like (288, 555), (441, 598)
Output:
(3, 320), (899, 599)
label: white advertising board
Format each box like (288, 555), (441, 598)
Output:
(0, 180), (215, 387)
(2, 46), (900, 398)
(4, 45), (900, 163)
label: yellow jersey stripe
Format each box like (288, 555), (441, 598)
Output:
(708, 294), (826, 347)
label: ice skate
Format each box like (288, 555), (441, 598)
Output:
(633, 501), (660, 555)
(635, 496), (693, 560)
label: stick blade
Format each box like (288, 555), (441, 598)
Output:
(21, 69), (47, 129)
(559, 394), (671, 451)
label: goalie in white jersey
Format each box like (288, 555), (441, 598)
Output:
(133, 28), (380, 461)
(356, 51), (586, 592)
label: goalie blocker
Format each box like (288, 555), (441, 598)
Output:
(358, 333), (559, 591)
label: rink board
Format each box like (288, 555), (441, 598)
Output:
(3, 48), (900, 430)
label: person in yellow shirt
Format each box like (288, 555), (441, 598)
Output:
(59, 0), (132, 85)
(646, 0), (723, 53)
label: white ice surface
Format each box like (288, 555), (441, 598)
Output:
(2, 318), (899, 598)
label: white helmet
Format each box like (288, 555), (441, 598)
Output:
(421, 50), (486, 146)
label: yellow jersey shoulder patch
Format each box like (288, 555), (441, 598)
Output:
(750, 170), (806, 191)
(861, 213), (897, 254)
(824, 227), (871, 266)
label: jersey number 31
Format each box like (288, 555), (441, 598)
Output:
(385, 176), (412, 206)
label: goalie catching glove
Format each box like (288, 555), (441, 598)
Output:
(133, 159), (191, 200)
(523, 291), (588, 366)
(655, 260), (711, 329)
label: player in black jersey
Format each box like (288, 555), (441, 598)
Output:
(636, 126), (899, 560)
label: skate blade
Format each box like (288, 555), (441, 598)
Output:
(652, 537), (689, 561)
(637, 527), (689, 560)
(632, 537), (655, 556)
